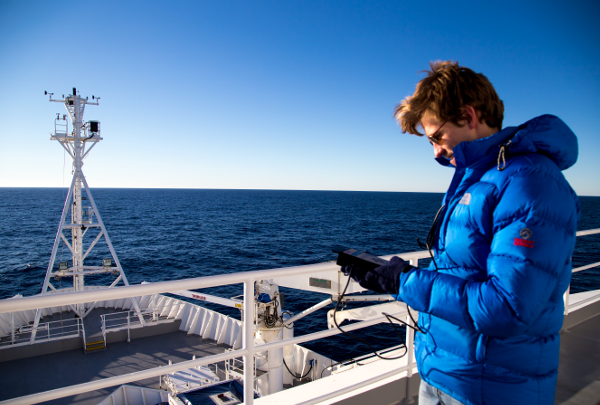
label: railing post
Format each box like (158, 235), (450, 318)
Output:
(81, 317), (87, 353)
(101, 315), (106, 347)
(127, 312), (131, 343)
(405, 309), (416, 403)
(404, 258), (419, 404)
(11, 312), (15, 345)
(564, 286), (571, 315)
(243, 280), (255, 405)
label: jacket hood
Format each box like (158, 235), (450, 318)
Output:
(438, 115), (578, 171)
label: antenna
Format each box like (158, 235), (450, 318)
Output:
(30, 89), (144, 343)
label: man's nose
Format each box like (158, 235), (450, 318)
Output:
(433, 143), (445, 158)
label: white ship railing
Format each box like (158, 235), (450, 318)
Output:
(0, 229), (598, 405)
(223, 348), (263, 390)
(100, 304), (179, 345)
(81, 318), (87, 353)
(0, 316), (82, 349)
(563, 229), (600, 314)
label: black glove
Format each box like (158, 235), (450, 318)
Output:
(342, 256), (413, 294)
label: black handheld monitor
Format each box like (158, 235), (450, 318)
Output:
(332, 245), (389, 272)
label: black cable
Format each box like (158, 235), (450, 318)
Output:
(381, 314), (408, 356)
(426, 204), (445, 271)
(321, 361), (341, 378)
(332, 265), (407, 361)
(283, 357), (313, 380)
(411, 204), (447, 337)
(264, 299), (279, 328)
(282, 310), (294, 329)
(383, 312), (424, 334)
(264, 305), (277, 328)
(320, 357), (363, 378)
(406, 306), (423, 333)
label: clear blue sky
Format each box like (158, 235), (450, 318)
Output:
(1, 0), (598, 195)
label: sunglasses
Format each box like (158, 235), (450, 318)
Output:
(427, 119), (449, 146)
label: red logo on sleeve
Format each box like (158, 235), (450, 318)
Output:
(514, 238), (535, 248)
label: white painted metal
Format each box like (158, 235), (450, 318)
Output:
(576, 229), (600, 236)
(252, 281), (286, 396)
(327, 301), (407, 329)
(254, 350), (414, 405)
(168, 289), (243, 309)
(283, 298), (332, 326)
(564, 285), (571, 315)
(30, 90), (143, 343)
(341, 294), (394, 302)
(0, 262), (357, 314)
(572, 261), (600, 273)
(0, 317), (82, 348)
(568, 289), (600, 312)
(162, 363), (219, 393)
(15, 290), (244, 348)
(0, 309), (397, 405)
(282, 312), (295, 385)
(257, 327), (283, 395)
(243, 280), (256, 405)
(563, 229), (600, 315)
(2, 230), (599, 404)
(0, 349), (248, 405)
(98, 385), (169, 405)
(405, 310), (416, 401)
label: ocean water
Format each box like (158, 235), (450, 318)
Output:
(1, 188), (599, 360)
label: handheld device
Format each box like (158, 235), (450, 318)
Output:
(329, 246), (419, 361)
(332, 245), (389, 272)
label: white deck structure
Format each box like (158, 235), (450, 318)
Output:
(0, 229), (599, 405)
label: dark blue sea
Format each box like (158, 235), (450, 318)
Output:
(1, 188), (599, 361)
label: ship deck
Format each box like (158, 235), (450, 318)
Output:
(0, 309), (232, 405)
(0, 312), (598, 404)
(555, 312), (600, 405)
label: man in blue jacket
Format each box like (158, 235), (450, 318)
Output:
(347, 61), (580, 405)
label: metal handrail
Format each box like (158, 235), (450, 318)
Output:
(563, 228), (600, 313)
(0, 267), (409, 405)
(80, 318), (86, 354)
(0, 228), (598, 405)
(100, 305), (177, 344)
(576, 228), (600, 236)
(0, 249), (431, 315)
(573, 228), (600, 272)
(0, 317), (82, 348)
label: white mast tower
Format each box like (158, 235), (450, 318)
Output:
(31, 88), (144, 343)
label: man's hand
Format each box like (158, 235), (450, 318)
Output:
(342, 256), (414, 294)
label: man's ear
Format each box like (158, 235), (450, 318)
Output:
(462, 106), (478, 129)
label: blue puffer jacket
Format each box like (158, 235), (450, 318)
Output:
(397, 115), (580, 405)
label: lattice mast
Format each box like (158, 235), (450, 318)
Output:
(30, 88), (144, 343)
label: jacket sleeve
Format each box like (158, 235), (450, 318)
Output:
(397, 163), (579, 338)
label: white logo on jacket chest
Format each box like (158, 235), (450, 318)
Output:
(459, 193), (471, 205)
